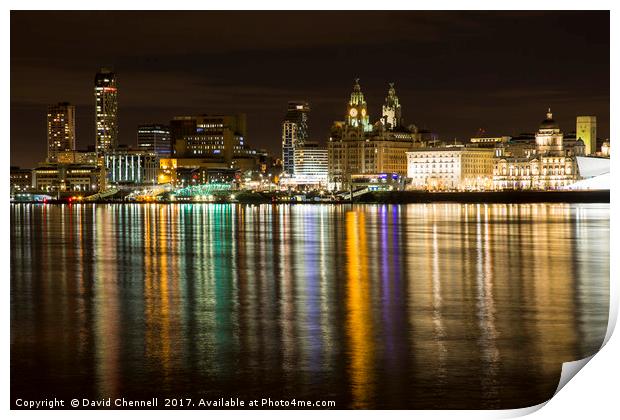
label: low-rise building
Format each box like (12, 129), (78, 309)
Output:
(104, 148), (159, 185)
(492, 110), (578, 190)
(56, 150), (99, 165)
(292, 142), (328, 188)
(10, 167), (33, 193)
(32, 164), (101, 193)
(406, 146), (495, 191)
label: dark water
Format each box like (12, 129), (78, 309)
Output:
(11, 203), (609, 409)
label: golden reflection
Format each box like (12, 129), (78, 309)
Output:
(476, 204), (500, 403)
(346, 211), (374, 408)
(94, 206), (120, 398)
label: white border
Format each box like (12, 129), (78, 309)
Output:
(3, 2), (617, 419)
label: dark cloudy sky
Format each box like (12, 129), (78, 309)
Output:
(11, 11), (609, 167)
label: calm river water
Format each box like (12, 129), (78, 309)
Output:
(10, 203), (609, 409)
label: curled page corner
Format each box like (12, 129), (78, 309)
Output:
(553, 355), (595, 397)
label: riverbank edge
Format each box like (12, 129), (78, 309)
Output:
(10, 190), (610, 204)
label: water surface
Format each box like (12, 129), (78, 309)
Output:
(10, 203), (609, 409)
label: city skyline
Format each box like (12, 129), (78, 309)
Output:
(11, 10), (610, 168)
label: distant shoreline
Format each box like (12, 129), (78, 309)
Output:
(10, 190), (610, 205)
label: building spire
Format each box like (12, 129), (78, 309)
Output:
(349, 78), (365, 106)
(547, 107), (553, 119)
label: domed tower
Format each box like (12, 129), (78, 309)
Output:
(346, 78), (371, 132)
(382, 82), (402, 130)
(535, 108), (564, 155)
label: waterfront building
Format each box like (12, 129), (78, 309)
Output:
(576, 115), (597, 155)
(407, 146), (495, 191)
(280, 142), (328, 188)
(174, 167), (240, 188)
(492, 109), (578, 190)
(10, 167), (33, 193)
(137, 124), (171, 156)
(328, 80), (422, 191)
(95, 68), (118, 154)
(47, 102), (76, 162)
(350, 173), (406, 191)
(103, 148), (159, 185)
(170, 114), (257, 171)
(159, 157), (251, 187)
(601, 141), (610, 157)
(32, 164), (101, 193)
(281, 101), (310, 175)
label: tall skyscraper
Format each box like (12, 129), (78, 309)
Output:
(95, 68), (118, 154)
(47, 102), (76, 162)
(281, 101), (310, 175)
(382, 83), (402, 129)
(137, 124), (171, 156)
(576, 116), (597, 155)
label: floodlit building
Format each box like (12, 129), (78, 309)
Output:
(95, 68), (118, 154)
(284, 142), (328, 188)
(576, 115), (597, 155)
(328, 80), (422, 190)
(10, 167), (33, 193)
(104, 148), (159, 185)
(601, 141), (610, 157)
(47, 102), (76, 162)
(137, 124), (171, 156)
(346, 79), (372, 132)
(56, 150), (99, 165)
(493, 109), (578, 190)
(170, 114), (258, 172)
(32, 164), (101, 193)
(407, 146), (495, 190)
(381, 83), (402, 129)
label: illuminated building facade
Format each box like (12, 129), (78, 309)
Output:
(137, 124), (171, 156)
(576, 115), (597, 155)
(346, 79), (371, 132)
(32, 164), (101, 192)
(328, 80), (421, 190)
(10, 167), (32, 193)
(381, 83), (402, 129)
(104, 148), (159, 185)
(407, 146), (495, 190)
(56, 150), (99, 165)
(47, 102), (76, 162)
(601, 141), (610, 157)
(470, 135), (511, 144)
(493, 110), (578, 190)
(171, 114), (257, 170)
(282, 101), (310, 175)
(95, 68), (118, 154)
(281, 142), (328, 188)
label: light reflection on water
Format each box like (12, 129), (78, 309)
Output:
(10, 203), (609, 409)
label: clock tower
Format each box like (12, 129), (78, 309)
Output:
(346, 78), (371, 131)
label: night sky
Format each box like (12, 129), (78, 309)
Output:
(11, 11), (609, 168)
